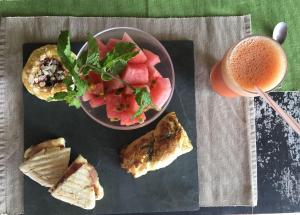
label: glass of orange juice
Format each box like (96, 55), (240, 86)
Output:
(210, 36), (287, 97)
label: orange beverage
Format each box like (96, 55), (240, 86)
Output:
(210, 36), (287, 97)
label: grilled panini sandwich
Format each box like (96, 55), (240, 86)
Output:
(19, 137), (70, 187)
(50, 155), (104, 210)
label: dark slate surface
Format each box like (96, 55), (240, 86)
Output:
(140, 92), (300, 215)
(23, 41), (198, 215)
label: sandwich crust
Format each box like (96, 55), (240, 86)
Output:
(24, 137), (65, 160)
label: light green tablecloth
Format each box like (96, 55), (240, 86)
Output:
(0, 0), (299, 90)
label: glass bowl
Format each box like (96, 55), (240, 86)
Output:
(77, 27), (175, 130)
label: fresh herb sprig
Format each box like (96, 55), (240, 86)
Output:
(48, 31), (88, 108)
(51, 31), (153, 118)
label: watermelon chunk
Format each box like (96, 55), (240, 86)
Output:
(89, 97), (105, 108)
(129, 50), (147, 64)
(148, 65), (162, 82)
(122, 32), (147, 64)
(104, 78), (124, 93)
(150, 77), (172, 109)
(120, 112), (146, 126)
(122, 64), (149, 85)
(82, 91), (95, 102)
(96, 38), (107, 59)
(105, 93), (146, 125)
(88, 71), (101, 84)
(106, 38), (122, 52)
(105, 93), (124, 120)
(122, 32), (136, 44)
(119, 95), (146, 126)
(89, 82), (104, 96)
(143, 49), (160, 66)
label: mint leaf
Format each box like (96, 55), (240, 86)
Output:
(57, 31), (76, 72)
(48, 92), (68, 101)
(49, 91), (81, 108)
(54, 31), (88, 109)
(86, 33), (100, 67)
(133, 88), (152, 118)
(101, 42), (138, 81)
(77, 50), (87, 68)
(75, 78), (88, 96)
(63, 76), (74, 91)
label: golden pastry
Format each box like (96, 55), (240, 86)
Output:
(120, 112), (193, 178)
(22, 45), (71, 100)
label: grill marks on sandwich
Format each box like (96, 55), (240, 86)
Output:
(19, 138), (70, 187)
(50, 157), (86, 192)
(49, 155), (104, 209)
(20, 139), (104, 209)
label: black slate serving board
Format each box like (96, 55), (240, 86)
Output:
(23, 41), (198, 215)
(152, 92), (300, 215)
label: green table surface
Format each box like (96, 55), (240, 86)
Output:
(0, 0), (299, 90)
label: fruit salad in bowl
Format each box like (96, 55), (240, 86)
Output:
(77, 27), (175, 130)
(23, 27), (174, 130)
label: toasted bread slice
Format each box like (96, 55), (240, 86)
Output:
(19, 138), (70, 187)
(50, 155), (104, 210)
(121, 112), (193, 178)
(24, 137), (65, 160)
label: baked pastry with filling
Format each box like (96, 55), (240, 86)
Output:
(22, 45), (71, 100)
(120, 112), (193, 178)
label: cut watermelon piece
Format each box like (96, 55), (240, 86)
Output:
(150, 77), (172, 109)
(129, 50), (147, 64)
(120, 112), (146, 126)
(122, 64), (149, 85)
(123, 86), (133, 95)
(82, 91), (95, 102)
(105, 93), (124, 120)
(122, 32), (136, 44)
(122, 32), (147, 64)
(104, 78), (124, 93)
(88, 71), (101, 84)
(89, 82), (104, 96)
(96, 38), (107, 59)
(89, 97), (105, 108)
(148, 65), (162, 82)
(106, 38), (122, 52)
(119, 95), (146, 126)
(143, 49), (160, 66)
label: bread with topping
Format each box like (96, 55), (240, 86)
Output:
(120, 112), (193, 178)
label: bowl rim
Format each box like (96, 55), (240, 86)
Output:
(77, 26), (175, 130)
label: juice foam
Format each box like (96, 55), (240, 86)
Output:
(227, 36), (287, 92)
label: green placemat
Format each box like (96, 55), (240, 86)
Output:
(0, 0), (299, 90)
